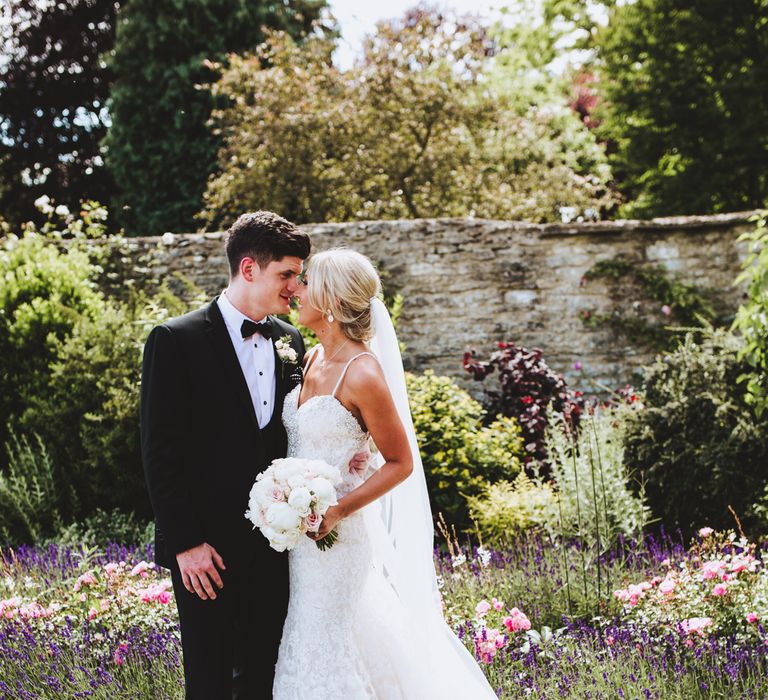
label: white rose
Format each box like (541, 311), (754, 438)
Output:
(266, 502), (302, 532)
(308, 477), (338, 509)
(249, 476), (278, 506)
(54, 204), (70, 217)
(287, 474), (307, 490)
(310, 461), (342, 484)
(288, 486), (313, 516)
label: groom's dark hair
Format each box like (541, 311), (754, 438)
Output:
(225, 211), (311, 276)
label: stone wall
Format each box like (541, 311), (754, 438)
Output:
(120, 211), (757, 395)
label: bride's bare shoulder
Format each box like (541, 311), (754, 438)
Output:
(344, 353), (387, 396)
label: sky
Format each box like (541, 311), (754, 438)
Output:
(328, 0), (508, 70)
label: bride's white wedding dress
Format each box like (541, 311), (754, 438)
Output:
(272, 353), (499, 700)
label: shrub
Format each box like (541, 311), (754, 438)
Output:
(467, 472), (559, 544)
(0, 432), (67, 545)
(407, 370), (524, 527)
(623, 328), (768, 537)
(732, 212), (768, 416)
(54, 509), (154, 549)
(21, 288), (197, 519)
(0, 229), (106, 457)
(545, 408), (650, 549)
(463, 341), (583, 468)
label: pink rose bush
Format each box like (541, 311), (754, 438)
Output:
(0, 557), (177, 640)
(613, 529), (767, 641)
(470, 597), (532, 664)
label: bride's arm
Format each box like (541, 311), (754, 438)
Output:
(312, 356), (413, 540)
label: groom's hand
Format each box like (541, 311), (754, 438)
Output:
(176, 543), (226, 601)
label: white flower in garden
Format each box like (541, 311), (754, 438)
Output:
(476, 546), (491, 567)
(452, 553), (467, 569)
(161, 231), (175, 245)
(54, 204), (70, 217)
(34, 195), (53, 214)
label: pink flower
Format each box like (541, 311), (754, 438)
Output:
(491, 598), (504, 611)
(606, 635), (615, 646)
(88, 607), (98, 620)
(701, 560), (726, 579)
(680, 617), (713, 636)
(712, 583), (727, 596)
(659, 578), (676, 595)
(746, 613), (758, 624)
(503, 608), (531, 632)
(661, 304), (672, 316)
(304, 513), (322, 532)
(130, 561), (152, 577)
(104, 562), (119, 576)
(113, 643), (129, 666)
(698, 527), (714, 538)
(573, 361), (582, 370)
(475, 600), (491, 617)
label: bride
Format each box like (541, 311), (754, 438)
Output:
(272, 249), (499, 699)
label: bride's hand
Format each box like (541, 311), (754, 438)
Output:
(311, 504), (343, 540)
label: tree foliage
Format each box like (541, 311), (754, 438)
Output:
(199, 7), (615, 228)
(595, 0), (768, 217)
(0, 0), (121, 228)
(105, 0), (328, 235)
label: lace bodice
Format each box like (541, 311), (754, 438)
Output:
(281, 355), (373, 496)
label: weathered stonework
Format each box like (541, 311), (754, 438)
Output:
(118, 211), (757, 395)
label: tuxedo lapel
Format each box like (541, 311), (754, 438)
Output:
(204, 299), (261, 434)
(270, 316), (293, 422)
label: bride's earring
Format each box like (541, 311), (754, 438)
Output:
(326, 309), (334, 323)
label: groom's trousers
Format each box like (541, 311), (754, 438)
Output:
(170, 547), (289, 700)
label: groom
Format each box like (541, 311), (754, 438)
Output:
(140, 211), (310, 699)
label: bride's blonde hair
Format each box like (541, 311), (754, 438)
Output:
(306, 249), (382, 343)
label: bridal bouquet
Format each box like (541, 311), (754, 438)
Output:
(245, 457), (342, 552)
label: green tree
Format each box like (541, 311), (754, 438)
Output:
(733, 212), (768, 415)
(0, 0), (121, 228)
(595, 0), (768, 217)
(105, 0), (327, 235)
(199, 7), (615, 228)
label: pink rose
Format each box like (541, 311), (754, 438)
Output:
(698, 527), (714, 537)
(475, 600), (491, 617)
(304, 512), (322, 532)
(712, 583), (727, 596)
(492, 598), (504, 611)
(659, 578), (676, 595)
(661, 304), (672, 316)
(681, 617), (713, 636)
(503, 608), (531, 632)
(746, 613), (758, 624)
(104, 562), (119, 576)
(701, 560), (725, 579)
(88, 607), (98, 620)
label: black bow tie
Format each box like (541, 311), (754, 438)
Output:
(240, 318), (273, 340)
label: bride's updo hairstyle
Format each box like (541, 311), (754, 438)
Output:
(306, 249), (382, 343)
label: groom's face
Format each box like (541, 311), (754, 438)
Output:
(247, 255), (304, 314)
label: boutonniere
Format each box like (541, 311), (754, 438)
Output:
(275, 335), (299, 378)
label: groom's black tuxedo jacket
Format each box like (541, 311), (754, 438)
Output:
(140, 298), (304, 570)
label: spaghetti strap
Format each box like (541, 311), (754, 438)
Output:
(304, 344), (321, 371)
(331, 352), (376, 397)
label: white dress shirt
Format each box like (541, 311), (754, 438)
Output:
(217, 292), (276, 428)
